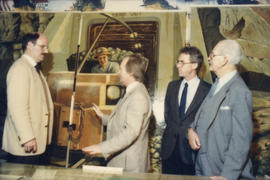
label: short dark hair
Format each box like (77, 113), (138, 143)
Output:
(22, 32), (40, 52)
(124, 53), (147, 83)
(179, 46), (204, 74)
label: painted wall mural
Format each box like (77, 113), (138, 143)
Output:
(0, 2), (270, 178)
(0, 0), (268, 11)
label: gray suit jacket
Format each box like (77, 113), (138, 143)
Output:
(192, 73), (255, 180)
(2, 56), (54, 156)
(100, 82), (152, 173)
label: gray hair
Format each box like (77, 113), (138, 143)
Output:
(216, 39), (243, 65)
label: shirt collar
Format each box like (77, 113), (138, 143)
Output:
(182, 76), (199, 86)
(22, 54), (37, 67)
(217, 70), (237, 88)
(126, 81), (140, 94)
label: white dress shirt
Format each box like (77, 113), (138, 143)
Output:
(214, 70), (237, 95)
(22, 54), (38, 67)
(178, 76), (200, 113)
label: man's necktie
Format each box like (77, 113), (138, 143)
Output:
(179, 82), (188, 119)
(35, 63), (42, 74)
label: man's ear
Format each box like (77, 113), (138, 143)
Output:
(27, 41), (34, 49)
(192, 63), (198, 70)
(221, 56), (229, 67)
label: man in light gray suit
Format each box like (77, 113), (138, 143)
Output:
(188, 40), (255, 180)
(82, 54), (152, 173)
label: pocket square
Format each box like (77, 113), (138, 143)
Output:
(220, 106), (230, 110)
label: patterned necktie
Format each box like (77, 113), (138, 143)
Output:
(179, 82), (188, 119)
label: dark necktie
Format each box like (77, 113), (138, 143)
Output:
(35, 63), (42, 74)
(179, 82), (188, 119)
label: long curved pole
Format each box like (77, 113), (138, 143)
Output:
(77, 13), (137, 72)
(77, 17), (110, 73)
(65, 14), (138, 167)
(100, 13), (134, 33)
(65, 13), (83, 168)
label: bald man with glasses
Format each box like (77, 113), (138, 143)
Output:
(188, 40), (255, 180)
(2, 32), (53, 165)
(161, 46), (211, 175)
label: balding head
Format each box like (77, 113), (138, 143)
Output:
(214, 39), (243, 66)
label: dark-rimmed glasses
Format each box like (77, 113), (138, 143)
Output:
(175, 60), (193, 66)
(209, 52), (224, 61)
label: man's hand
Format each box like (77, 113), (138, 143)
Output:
(23, 138), (37, 153)
(210, 176), (228, 180)
(82, 144), (101, 156)
(92, 103), (104, 119)
(188, 128), (201, 150)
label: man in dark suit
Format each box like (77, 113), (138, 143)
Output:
(188, 40), (255, 180)
(161, 46), (211, 175)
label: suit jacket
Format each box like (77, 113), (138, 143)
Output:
(161, 78), (211, 164)
(2, 56), (54, 156)
(100, 82), (152, 173)
(192, 73), (255, 180)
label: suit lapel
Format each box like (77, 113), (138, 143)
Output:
(173, 80), (182, 121)
(206, 74), (240, 129)
(185, 80), (205, 117)
(21, 57), (50, 112)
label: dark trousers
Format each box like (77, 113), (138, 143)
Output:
(6, 153), (45, 165)
(162, 138), (195, 175)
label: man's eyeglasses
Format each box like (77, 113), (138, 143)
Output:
(36, 44), (48, 50)
(175, 60), (193, 66)
(209, 52), (224, 61)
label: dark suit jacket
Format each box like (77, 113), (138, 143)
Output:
(161, 78), (211, 164)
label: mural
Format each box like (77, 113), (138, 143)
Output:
(0, 3), (270, 179)
(0, 0), (268, 11)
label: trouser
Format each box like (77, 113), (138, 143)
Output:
(162, 138), (195, 175)
(6, 153), (45, 165)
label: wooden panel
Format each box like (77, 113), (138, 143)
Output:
(55, 85), (100, 106)
(55, 105), (104, 150)
(48, 73), (121, 149)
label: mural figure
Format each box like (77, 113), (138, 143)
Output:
(91, 47), (119, 73)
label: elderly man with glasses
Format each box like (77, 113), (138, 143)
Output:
(188, 40), (255, 180)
